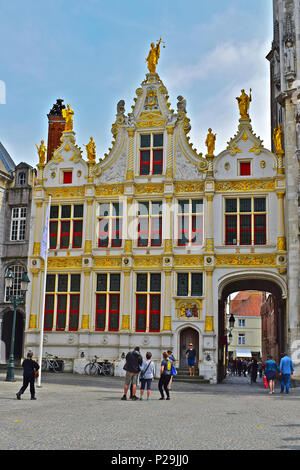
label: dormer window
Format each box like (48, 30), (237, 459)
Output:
(139, 133), (163, 175)
(18, 172), (26, 186)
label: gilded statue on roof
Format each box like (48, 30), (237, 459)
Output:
(62, 104), (74, 131)
(205, 128), (216, 155)
(236, 89), (252, 119)
(85, 136), (96, 162)
(146, 38), (163, 73)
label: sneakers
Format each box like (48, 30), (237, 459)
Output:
(131, 395), (139, 401)
(166, 397), (170, 400)
(139, 397), (143, 401)
(16, 393), (21, 400)
(159, 397), (165, 400)
(147, 398), (151, 402)
(121, 395), (127, 400)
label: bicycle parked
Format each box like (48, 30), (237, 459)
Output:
(42, 352), (64, 372)
(84, 356), (114, 376)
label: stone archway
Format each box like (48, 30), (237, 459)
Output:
(1, 310), (25, 363)
(217, 271), (287, 383)
(179, 326), (199, 369)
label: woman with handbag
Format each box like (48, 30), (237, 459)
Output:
(167, 350), (177, 390)
(16, 351), (40, 400)
(139, 352), (155, 402)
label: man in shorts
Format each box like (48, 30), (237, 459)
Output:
(186, 343), (197, 376)
(121, 346), (143, 400)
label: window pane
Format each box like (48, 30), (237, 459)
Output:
(137, 273), (147, 292)
(153, 134), (163, 147)
(178, 215), (189, 245)
(140, 151), (150, 175)
(225, 215), (237, 245)
(153, 150), (163, 174)
(191, 273), (203, 296)
(177, 273), (188, 296)
(112, 202), (122, 217)
(50, 206), (59, 219)
(151, 217), (162, 246)
(57, 295), (67, 330)
(240, 198), (251, 212)
(74, 204), (83, 218)
(192, 200), (203, 214)
(99, 203), (110, 217)
(61, 205), (71, 219)
(240, 215), (251, 244)
(71, 274), (80, 292)
(225, 199), (237, 213)
(110, 274), (120, 292)
(140, 134), (151, 148)
(97, 274), (107, 292)
(150, 273), (161, 292)
(73, 220), (83, 248)
(254, 198), (266, 212)
(151, 201), (162, 215)
(60, 221), (70, 248)
(138, 202), (149, 216)
(46, 274), (56, 292)
(110, 293), (120, 311)
(57, 274), (68, 292)
(49, 221), (58, 249)
(178, 200), (189, 214)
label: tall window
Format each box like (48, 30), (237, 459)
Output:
(49, 204), (83, 249)
(5, 265), (25, 302)
(136, 273), (161, 332)
(225, 197), (266, 245)
(18, 172), (26, 186)
(238, 333), (246, 345)
(44, 273), (81, 331)
(139, 133), (163, 175)
(95, 273), (121, 331)
(98, 202), (123, 248)
(177, 199), (203, 246)
(137, 201), (162, 247)
(10, 207), (27, 241)
(177, 273), (203, 297)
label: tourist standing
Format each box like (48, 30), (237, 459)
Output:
(121, 346), (143, 401)
(158, 352), (172, 400)
(167, 350), (176, 390)
(186, 343), (197, 376)
(139, 352), (155, 401)
(279, 352), (294, 394)
(264, 355), (278, 394)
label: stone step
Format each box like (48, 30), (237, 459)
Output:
(174, 375), (210, 384)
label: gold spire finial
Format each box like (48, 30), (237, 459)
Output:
(62, 104), (74, 131)
(236, 89), (252, 120)
(146, 38), (165, 73)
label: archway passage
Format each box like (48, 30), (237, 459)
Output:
(218, 277), (286, 383)
(179, 327), (199, 370)
(2, 310), (25, 362)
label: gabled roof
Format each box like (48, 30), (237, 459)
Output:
(0, 141), (15, 172)
(230, 291), (263, 317)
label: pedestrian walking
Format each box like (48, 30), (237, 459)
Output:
(279, 352), (294, 394)
(16, 351), (39, 400)
(121, 346), (143, 401)
(167, 350), (176, 390)
(158, 352), (172, 400)
(264, 355), (278, 394)
(186, 343), (196, 376)
(139, 352), (155, 401)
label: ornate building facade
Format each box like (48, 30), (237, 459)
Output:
(267, 0), (300, 367)
(25, 44), (288, 381)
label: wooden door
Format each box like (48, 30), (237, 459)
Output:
(179, 327), (199, 369)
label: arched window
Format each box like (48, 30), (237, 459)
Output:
(5, 265), (25, 302)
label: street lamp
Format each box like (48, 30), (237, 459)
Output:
(229, 314), (235, 329)
(5, 269), (30, 382)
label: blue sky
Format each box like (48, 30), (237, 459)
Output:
(0, 0), (273, 167)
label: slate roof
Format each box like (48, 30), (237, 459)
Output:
(0, 141), (15, 172)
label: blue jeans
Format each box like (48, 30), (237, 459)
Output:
(281, 374), (291, 393)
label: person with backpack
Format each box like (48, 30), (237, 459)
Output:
(158, 351), (172, 400)
(139, 352), (155, 401)
(121, 346), (143, 401)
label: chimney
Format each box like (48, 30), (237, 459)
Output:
(47, 99), (66, 162)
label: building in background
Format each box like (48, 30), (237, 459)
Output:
(0, 142), (34, 363)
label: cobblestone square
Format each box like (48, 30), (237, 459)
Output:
(1, 371), (300, 452)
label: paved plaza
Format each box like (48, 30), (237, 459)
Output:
(1, 370), (300, 451)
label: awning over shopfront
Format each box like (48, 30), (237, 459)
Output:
(236, 350), (252, 358)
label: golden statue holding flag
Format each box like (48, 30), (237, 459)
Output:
(146, 38), (164, 73)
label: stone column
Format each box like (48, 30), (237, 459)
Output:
(205, 270), (214, 331)
(28, 272), (40, 329)
(163, 271), (172, 331)
(81, 271), (91, 329)
(205, 194), (214, 253)
(126, 129), (135, 181)
(276, 191), (286, 251)
(121, 272), (131, 330)
(32, 201), (43, 257)
(84, 199), (94, 255)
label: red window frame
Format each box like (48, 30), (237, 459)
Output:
(49, 221), (58, 249)
(140, 150), (150, 175)
(153, 149), (163, 175)
(72, 220), (83, 248)
(108, 294), (120, 331)
(136, 294), (147, 332)
(150, 216), (162, 246)
(98, 218), (109, 247)
(191, 215), (203, 246)
(111, 218), (122, 247)
(56, 294), (67, 331)
(149, 294), (160, 332)
(95, 294), (106, 331)
(225, 214), (237, 245)
(178, 215), (189, 246)
(254, 214), (266, 245)
(63, 171), (73, 184)
(44, 294), (54, 331)
(240, 162), (251, 176)
(60, 221), (70, 248)
(240, 214), (252, 245)
(138, 217), (149, 247)
(69, 294), (80, 331)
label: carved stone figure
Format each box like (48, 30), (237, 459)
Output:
(205, 128), (216, 155)
(273, 124), (283, 153)
(62, 104), (74, 131)
(284, 40), (295, 73)
(177, 95), (187, 114)
(146, 38), (163, 73)
(236, 89), (252, 119)
(35, 140), (46, 164)
(117, 100), (125, 115)
(85, 137), (96, 162)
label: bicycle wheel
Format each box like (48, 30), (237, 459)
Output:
(42, 360), (47, 371)
(84, 363), (94, 375)
(52, 361), (60, 372)
(106, 364), (114, 376)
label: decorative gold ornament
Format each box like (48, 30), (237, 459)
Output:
(277, 236), (286, 251)
(163, 316), (172, 331)
(35, 140), (46, 164)
(205, 128), (216, 156)
(146, 38), (164, 73)
(121, 315), (130, 330)
(81, 315), (89, 329)
(215, 179), (275, 192)
(273, 124), (283, 153)
(236, 89), (252, 119)
(85, 137), (96, 162)
(62, 104), (74, 131)
(215, 254), (277, 267)
(205, 316), (214, 332)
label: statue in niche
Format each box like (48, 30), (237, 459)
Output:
(62, 104), (74, 131)
(236, 89), (252, 119)
(284, 40), (295, 73)
(273, 124), (283, 153)
(205, 128), (216, 155)
(35, 140), (46, 164)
